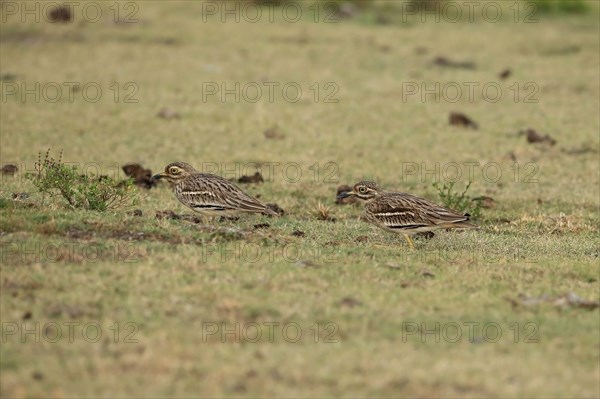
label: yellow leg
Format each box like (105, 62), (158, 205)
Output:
(403, 234), (415, 249)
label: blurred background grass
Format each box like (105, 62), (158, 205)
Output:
(1, 1), (599, 397)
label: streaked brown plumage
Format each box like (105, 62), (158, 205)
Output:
(337, 181), (478, 248)
(153, 162), (277, 223)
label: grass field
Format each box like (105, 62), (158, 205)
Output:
(1, 1), (599, 397)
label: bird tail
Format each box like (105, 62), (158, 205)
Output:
(262, 204), (281, 217)
(436, 213), (479, 229)
(447, 212), (479, 229)
(263, 208), (278, 217)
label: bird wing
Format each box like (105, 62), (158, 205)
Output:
(366, 197), (430, 230)
(399, 193), (472, 226)
(178, 174), (274, 215)
(367, 193), (471, 229)
(176, 183), (234, 212)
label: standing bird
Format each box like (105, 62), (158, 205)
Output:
(337, 181), (478, 249)
(153, 162), (277, 223)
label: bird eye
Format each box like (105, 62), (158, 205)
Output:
(169, 167), (179, 175)
(358, 186), (368, 194)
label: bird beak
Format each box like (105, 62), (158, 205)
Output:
(337, 190), (356, 200)
(152, 172), (165, 181)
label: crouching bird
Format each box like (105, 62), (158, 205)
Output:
(337, 181), (478, 249)
(153, 162), (278, 223)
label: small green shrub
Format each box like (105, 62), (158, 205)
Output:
(29, 150), (137, 211)
(432, 181), (482, 219)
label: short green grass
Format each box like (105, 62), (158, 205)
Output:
(1, 1), (599, 397)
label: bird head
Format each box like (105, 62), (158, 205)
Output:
(336, 181), (382, 201)
(152, 162), (197, 184)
